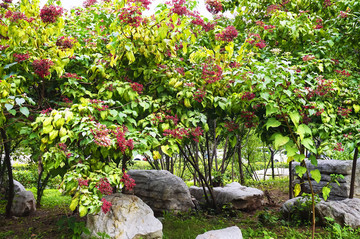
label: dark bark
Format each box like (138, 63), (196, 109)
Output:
(1, 129), (14, 218)
(349, 147), (358, 198)
(237, 138), (244, 185)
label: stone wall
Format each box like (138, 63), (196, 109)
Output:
(293, 159), (360, 200)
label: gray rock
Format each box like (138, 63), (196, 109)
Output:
(190, 182), (264, 210)
(14, 180), (26, 193)
(196, 226), (243, 239)
(282, 197), (360, 228)
(124, 170), (194, 215)
(293, 160), (360, 200)
(85, 193), (162, 239)
(11, 190), (36, 216)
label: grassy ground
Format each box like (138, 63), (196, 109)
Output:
(1, 181), (360, 239)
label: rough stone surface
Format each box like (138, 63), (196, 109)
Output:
(293, 160), (360, 200)
(11, 190), (36, 216)
(282, 197), (360, 228)
(195, 226), (243, 239)
(85, 193), (162, 239)
(190, 182), (264, 210)
(124, 170), (194, 215)
(14, 180), (26, 193)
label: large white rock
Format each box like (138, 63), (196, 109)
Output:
(14, 180), (26, 193)
(85, 193), (162, 239)
(124, 170), (194, 215)
(11, 190), (36, 216)
(196, 226), (243, 239)
(190, 182), (264, 210)
(282, 197), (360, 228)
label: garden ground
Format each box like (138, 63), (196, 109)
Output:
(1, 180), (359, 239)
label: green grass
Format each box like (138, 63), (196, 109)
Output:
(27, 188), (71, 208)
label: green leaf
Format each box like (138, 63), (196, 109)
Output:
(297, 124), (312, 140)
(311, 169), (321, 183)
(15, 98), (25, 106)
(266, 104), (278, 116)
(273, 133), (289, 149)
(19, 107), (29, 117)
(285, 141), (298, 158)
(43, 125), (54, 134)
(295, 165), (307, 178)
(322, 186), (331, 201)
(289, 112), (300, 128)
(161, 145), (171, 156)
(302, 137), (316, 153)
(294, 184), (301, 197)
(5, 103), (13, 111)
(43, 117), (53, 127)
(69, 197), (79, 211)
(294, 154), (305, 163)
(309, 155), (317, 166)
(353, 104), (360, 113)
(79, 205), (88, 217)
(265, 118), (281, 130)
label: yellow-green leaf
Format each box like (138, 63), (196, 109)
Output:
(294, 184), (301, 197)
(353, 104), (360, 113)
(69, 197), (79, 211)
(273, 133), (289, 149)
(322, 186), (331, 201)
(311, 169), (321, 183)
(43, 125), (54, 134)
(265, 118), (281, 130)
(79, 205), (87, 217)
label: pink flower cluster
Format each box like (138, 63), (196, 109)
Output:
(205, 0), (222, 14)
(32, 59), (54, 78)
(56, 36), (76, 49)
(266, 4), (280, 15)
(58, 143), (72, 158)
(165, 114), (179, 125)
(4, 10), (33, 22)
(334, 142), (344, 152)
(83, 0), (97, 8)
(335, 69), (351, 77)
(194, 89), (206, 103)
(0, 45), (9, 51)
(163, 128), (189, 140)
(78, 178), (89, 187)
(128, 0), (151, 9)
(119, 6), (143, 27)
(191, 16), (215, 32)
(339, 11), (349, 18)
(61, 73), (82, 79)
(264, 25), (276, 32)
(101, 198), (112, 214)
(96, 178), (113, 195)
(305, 78), (334, 99)
(121, 173), (136, 190)
(241, 92), (255, 101)
(131, 82), (143, 94)
(170, 0), (188, 16)
(191, 127), (203, 142)
(41, 108), (53, 115)
(302, 55), (315, 61)
(246, 33), (266, 49)
(91, 123), (112, 147)
(215, 26), (238, 42)
(89, 99), (109, 111)
(240, 111), (256, 128)
(201, 62), (223, 84)
(114, 126), (134, 153)
(224, 121), (239, 132)
(13, 53), (30, 62)
(323, 0), (332, 8)
(337, 107), (351, 117)
(40, 5), (64, 23)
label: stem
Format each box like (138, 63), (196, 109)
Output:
(349, 146), (358, 198)
(1, 129), (14, 218)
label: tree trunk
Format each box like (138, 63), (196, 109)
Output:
(349, 146), (358, 198)
(237, 138), (244, 185)
(1, 129), (14, 218)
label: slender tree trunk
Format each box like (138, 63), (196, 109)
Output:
(289, 161), (293, 199)
(1, 129), (14, 218)
(349, 147), (358, 198)
(237, 138), (244, 185)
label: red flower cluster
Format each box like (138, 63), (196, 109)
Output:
(41, 108), (53, 115)
(128, 0), (151, 9)
(202, 62), (223, 84)
(229, 62), (241, 68)
(165, 114), (179, 125)
(40, 5), (64, 23)
(91, 123), (112, 147)
(191, 15), (215, 32)
(121, 173), (136, 190)
(78, 178), (89, 187)
(314, 24), (323, 29)
(96, 178), (113, 195)
(224, 121), (239, 132)
(302, 55), (315, 61)
(247, 33), (266, 49)
(4, 0), (12, 3)
(32, 59), (54, 78)
(335, 69), (351, 77)
(56, 36), (76, 49)
(114, 126), (134, 153)
(4, 10), (28, 22)
(89, 99), (109, 111)
(61, 72), (82, 79)
(101, 198), (112, 214)
(170, 0), (188, 16)
(215, 26), (238, 42)
(190, 127), (203, 142)
(323, 0), (332, 8)
(242, 92), (255, 101)
(240, 111), (256, 128)
(264, 25), (276, 32)
(131, 82), (143, 94)
(83, 0), (97, 8)
(58, 143), (72, 158)
(266, 4), (280, 15)
(13, 53), (30, 62)
(334, 142), (344, 152)
(337, 107), (351, 117)
(339, 11), (349, 18)
(305, 78), (334, 99)
(163, 128), (189, 140)
(175, 67), (185, 76)
(119, 6), (143, 27)
(194, 89), (206, 103)
(205, 0), (222, 14)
